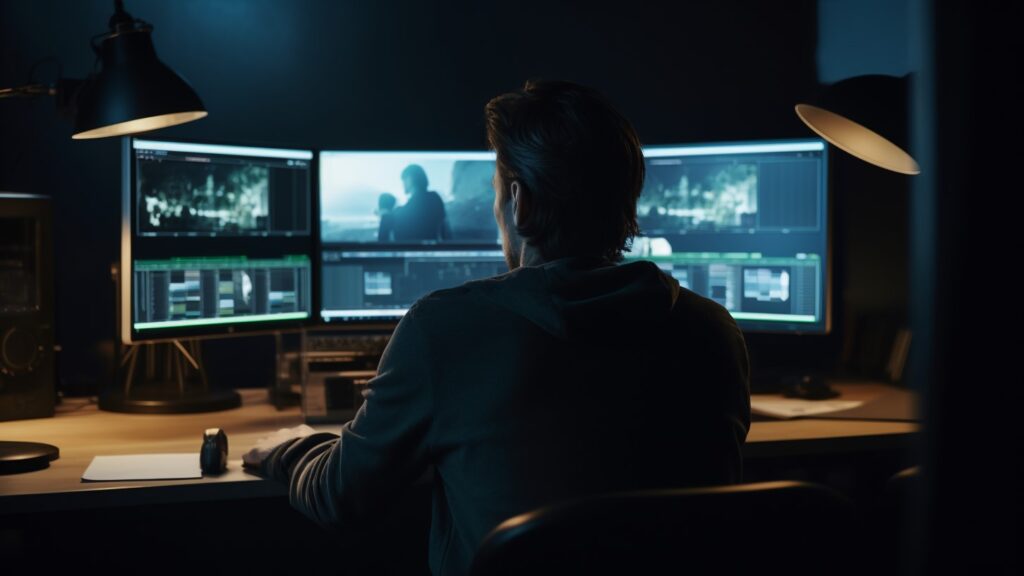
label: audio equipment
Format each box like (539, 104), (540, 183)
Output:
(0, 193), (55, 422)
(0, 193), (58, 475)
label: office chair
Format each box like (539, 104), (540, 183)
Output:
(470, 480), (857, 576)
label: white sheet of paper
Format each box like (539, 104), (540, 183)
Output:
(82, 453), (202, 482)
(750, 397), (864, 419)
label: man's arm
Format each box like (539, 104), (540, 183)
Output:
(281, 309), (435, 530)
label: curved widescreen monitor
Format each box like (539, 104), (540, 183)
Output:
(121, 139), (316, 343)
(318, 150), (506, 324)
(628, 139), (831, 333)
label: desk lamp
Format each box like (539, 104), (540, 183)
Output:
(0, 0), (206, 474)
(795, 74), (919, 390)
(0, 0), (207, 139)
(795, 74), (920, 175)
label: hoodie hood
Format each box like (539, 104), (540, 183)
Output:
(476, 257), (682, 340)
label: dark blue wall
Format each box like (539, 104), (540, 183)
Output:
(1, 0), (819, 395)
(816, 0), (911, 82)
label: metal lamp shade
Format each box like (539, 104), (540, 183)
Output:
(72, 27), (206, 140)
(795, 74), (919, 175)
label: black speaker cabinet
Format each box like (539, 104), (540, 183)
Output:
(0, 193), (55, 421)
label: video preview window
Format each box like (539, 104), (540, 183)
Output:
(139, 162), (271, 234)
(134, 142), (311, 237)
(639, 160), (759, 233)
(320, 152), (498, 244)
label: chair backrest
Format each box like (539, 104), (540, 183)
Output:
(872, 465), (921, 576)
(470, 480), (857, 576)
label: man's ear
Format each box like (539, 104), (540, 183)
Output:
(511, 181), (529, 227)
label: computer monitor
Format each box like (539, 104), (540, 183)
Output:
(629, 139), (830, 333)
(121, 139), (316, 343)
(318, 150), (507, 324)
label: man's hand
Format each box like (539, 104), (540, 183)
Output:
(242, 424), (319, 472)
(242, 424), (341, 482)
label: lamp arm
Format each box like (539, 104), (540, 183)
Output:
(1, 79), (83, 120)
(0, 84), (57, 99)
(2, 56), (65, 99)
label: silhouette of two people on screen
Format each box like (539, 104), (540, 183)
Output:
(377, 164), (452, 243)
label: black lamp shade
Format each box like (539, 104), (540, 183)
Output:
(795, 74), (919, 175)
(72, 27), (206, 139)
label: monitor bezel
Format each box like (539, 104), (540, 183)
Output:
(121, 137), (319, 344)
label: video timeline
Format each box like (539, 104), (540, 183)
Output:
(132, 256), (311, 330)
(627, 252), (822, 325)
(320, 249), (507, 321)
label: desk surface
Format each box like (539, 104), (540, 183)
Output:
(0, 384), (918, 515)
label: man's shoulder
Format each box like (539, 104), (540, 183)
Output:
(669, 286), (743, 340)
(406, 269), (521, 319)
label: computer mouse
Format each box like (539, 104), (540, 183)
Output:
(200, 428), (228, 475)
(781, 374), (840, 400)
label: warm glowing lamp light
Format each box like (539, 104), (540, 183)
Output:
(72, 3), (207, 139)
(0, 0), (207, 140)
(795, 74), (919, 175)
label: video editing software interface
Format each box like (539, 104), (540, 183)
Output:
(629, 140), (829, 333)
(128, 140), (314, 338)
(319, 151), (506, 322)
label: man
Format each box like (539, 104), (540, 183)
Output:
(245, 80), (750, 576)
(392, 164), (452, 242)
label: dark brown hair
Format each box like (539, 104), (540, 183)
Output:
(485, 79), (644, 262)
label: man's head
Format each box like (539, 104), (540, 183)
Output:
(401, 164), (429, 197)
(486, 79), (645, 269)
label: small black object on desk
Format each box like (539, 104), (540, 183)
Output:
(781, 374), (840, 400)
(0, 441), (59, 475)
(200, 428), (228, 475)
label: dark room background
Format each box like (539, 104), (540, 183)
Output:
(0, 0), (909, 397)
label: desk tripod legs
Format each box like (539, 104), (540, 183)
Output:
(118, 340), (207, 397)
(121, 345), (139, 396)
(106, 340), (234, 413)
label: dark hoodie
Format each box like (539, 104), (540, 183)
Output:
(275, 257), (750, 575)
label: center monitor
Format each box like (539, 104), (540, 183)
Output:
(318, 151), (507, 324)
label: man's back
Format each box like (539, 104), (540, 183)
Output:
(380, 257), (749, 574)
(283, 258), (749, 575)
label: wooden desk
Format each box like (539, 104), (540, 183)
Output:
(0, 389), (300, 515)
(1, 384), (918, 516)
(746, 381), (919, 459)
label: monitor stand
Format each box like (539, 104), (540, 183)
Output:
(100, 340), (241, 414)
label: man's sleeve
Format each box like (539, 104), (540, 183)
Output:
(284, 309), (435, 530)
